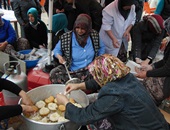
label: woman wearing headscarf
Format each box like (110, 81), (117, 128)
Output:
(24, 7), (47, 49)
(99, 0), (136, 62)
(0, 9), (16, 54)
(52, 13), (68, 50)
(56, 54), (169, 130)
(154, 0), (170, 20)
(135, 17), (170, 106)
(50, 14), (105, 84)
(131, 14), (165, 66)
(13, 0), (42, 38)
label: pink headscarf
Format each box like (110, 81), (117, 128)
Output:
(88, 54), (130, 86)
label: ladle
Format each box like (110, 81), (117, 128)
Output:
(63, 62), (81, 85)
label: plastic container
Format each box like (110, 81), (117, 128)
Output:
(19, 49), (40, 69)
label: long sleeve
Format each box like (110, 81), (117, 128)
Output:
(0, 105), (22, 121)
(85, 79), (100, 90)
(65, 92), (122, 125)
(0, 19), (16, 44)
(0, 78), (21, 95)
(146, 56), (170, 77)
(148, 30), (165, 59)
(53, 40), (62, 57)
(146, 44), (170, 77)
(98, 39), (105, 56)
(13, 1), (24, 25)
(6, 21), (17, 44)
(0, 78), (23, 121)
(132, 22), (143, 58)
(154, 0), (164, 15)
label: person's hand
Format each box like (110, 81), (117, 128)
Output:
(57, 54), (65, 64)
(65, 83), (80, 94)
(0, 41), (8, 51)
(140, 59), (150, 66)
(112, 38), (120, 48)
(56, 93), (69, 106)
(39, 45), (46, 49)
(56, 9), (64, 13)
(21, 105), (38, 113)
(140, 64), (153, 71)
(19, 90), (33, 105)
(160, 38), (168, 51)
(123, 31), (131, 42)
(135, 67), (147, 79)
(135, 58), (142, 64)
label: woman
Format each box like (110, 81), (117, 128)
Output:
(154, 0), (170, 20)
(64, 0), (103, 31)
(135, 17), (170, 106)
(131, 14), (165, 66)
(0, 78), (36, 121)
(56, 54), (169, 130)
(50, 14), (105, 84)
(99, 0), (136, 62)
(0, 9), (30, 55)
(13, 0), (42, 38)
(0, 9), (16, 54)
(52, 13), (68, 50)
(24, 7), (48, 49)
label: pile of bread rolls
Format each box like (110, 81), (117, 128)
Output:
(26, 95), (82, 123)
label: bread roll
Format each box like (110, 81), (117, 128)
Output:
(35, 100), (46, 109)
(48, 103), (58, 111)
(39, 107), (50, 116)
(45, 96), (54, 103)
(58, 105), (66, 112)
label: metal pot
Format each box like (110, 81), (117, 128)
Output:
(18, 84), (89, 130)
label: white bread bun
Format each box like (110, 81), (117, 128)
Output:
(48, 103), (58, 111)
(39, 107), (50, 116)
(49, 112), (60, 122)
(35, 100), (46, 109)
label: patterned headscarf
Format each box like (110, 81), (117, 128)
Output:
(145, 14), (164, 34)
(88, 54), (130, 87)
(164, 17), (170, 34)
(73, 14), (92, 47)
(27, 7), (38, 25)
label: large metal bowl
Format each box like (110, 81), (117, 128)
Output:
(19, 84), (89, 130)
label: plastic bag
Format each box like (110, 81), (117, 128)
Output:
(33, 50), (54, 70)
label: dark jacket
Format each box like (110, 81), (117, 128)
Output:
(24, 20), (47, 48)
(132, 21), (165, 61)
(161, 0), (170, 20)
(65, 74), (169, 129)
(147, 42), (170, 98)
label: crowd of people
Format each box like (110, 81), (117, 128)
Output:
(1, 0), (170, 129)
